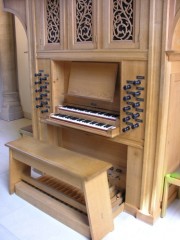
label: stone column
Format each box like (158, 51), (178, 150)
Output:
(0, 0), (23, 120)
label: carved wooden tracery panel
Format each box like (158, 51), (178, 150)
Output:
(69, 0), (96, 49)
(103, 0), (139, 49)
(39, 0), (139, 50)
(76, 0), (93, 42)
(46, 0), (60, 44)
(112, 0), (133, 41)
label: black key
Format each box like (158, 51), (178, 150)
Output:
(103, 124), (112, 128)
(96, 123), (105, 126)
(77, 118), (85, 122)
(90, 121), (99, 125)
(84, 120), (91, 123)
(70, 117), (78, 120)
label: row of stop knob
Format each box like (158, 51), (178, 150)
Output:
(122, 77), (145, 132)
(34, 71), (50, 114)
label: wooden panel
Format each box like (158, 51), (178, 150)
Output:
(51, 61), (71, 109)
(83, 172), (113, 240)
(139, 0), (149, 50)
(126, 146), (143, 208)
(34, 59), (51, 141)
(15, 181), (90, 238)
(34, 0), (44, 51)
(37, 50), (148, 62)
(167, 0), (176, 49)
(167, 51), (180, 62)
(13, 150), (82, 189)
(68, 62), (118, 102)
(50, 60), (120, 114)
(62, 128), (127, 189)
(46, 124), (60, 145)
(62, 128), (127, 168)
(165, 73), (180, 172)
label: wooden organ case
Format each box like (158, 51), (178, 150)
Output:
(3, 0), (180, 239)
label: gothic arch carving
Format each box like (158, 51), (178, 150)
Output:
(2, 0), (26, 31)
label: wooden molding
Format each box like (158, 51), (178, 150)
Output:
(166, 51), (180, 61)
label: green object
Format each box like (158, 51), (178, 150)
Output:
(170, 171), (180, 180)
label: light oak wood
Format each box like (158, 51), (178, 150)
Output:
(9, 150), (30, 194)
(15, 181), (91, 238)
(6, 137), (112, 184)
(34, 0), (66, 51)
(83, 172), (113, 240)
(67, 0), (97, 50)
(126, 146), (143, 209)
(4, 0), (180, 235)
(139, 0), (164, 218)
(22, 173), (87, 213)
(103, 0), (141, 49)
(7, 136), (115, 239)
(61, 127), (127, 171)
(37, 50), (148, 61)
(164, 74), (180, 173)
(68, 62), (117, 102)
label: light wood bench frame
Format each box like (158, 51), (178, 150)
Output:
(6, 137), (114, 240)
(161, 167), (180, 217)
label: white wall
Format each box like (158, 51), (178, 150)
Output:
(15, 16), (32, 119)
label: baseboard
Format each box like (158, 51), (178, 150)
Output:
(124, 203), (161, 225)
(124, 203), (138, 217)
(136, 208), (161, 225)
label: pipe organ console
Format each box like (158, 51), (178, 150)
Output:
(34, 62), (146, 139)
(4, 0), (180, 239)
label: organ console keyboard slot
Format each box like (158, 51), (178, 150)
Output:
(44, 61), (121, 138)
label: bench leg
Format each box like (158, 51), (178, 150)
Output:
(161, 176), (169, 218)
(9, 150), (30, 194)
(83, 172), (114, 240)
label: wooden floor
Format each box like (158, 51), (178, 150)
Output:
(0, 118), (180, 240)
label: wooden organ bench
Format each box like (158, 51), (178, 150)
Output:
(6, 136), (124, 240)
